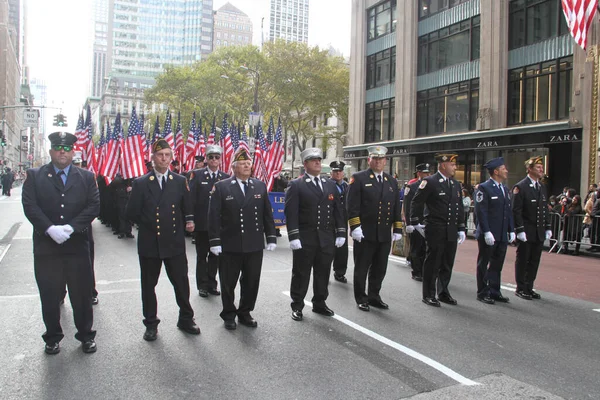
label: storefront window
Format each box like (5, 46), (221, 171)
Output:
(367, 0), (397, 41)
(364, 98), (395, 143)
(509, 0), (568, 50)
(507, 57), (572, 125)
(416, 79), (479, 137)
(419, 0), (470, 20)
(417, 16), (480, 76)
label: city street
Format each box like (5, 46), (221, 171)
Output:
(1, 186), (599, 400)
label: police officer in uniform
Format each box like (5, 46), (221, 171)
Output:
(404, 163), (431, 281)
(22, 131), (99, 354)
(474, 157), (515, 304)
(329, 160), (349, 283)
(126, 139), (200, 341)
(285, 148), (346, 321)
(410, 153), (466, 307)
(347, 146), (402, 312)
(512, 156), (551, 300)
(189, 145), (230, 297)
(207, 148), (277, 330)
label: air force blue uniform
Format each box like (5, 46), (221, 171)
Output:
(474, 179), (514, 298)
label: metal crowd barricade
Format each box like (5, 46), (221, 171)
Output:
(548, 212), (563, 253)
(588, 214), (600, 252)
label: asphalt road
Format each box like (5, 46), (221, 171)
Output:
(1, 187), (599, 400)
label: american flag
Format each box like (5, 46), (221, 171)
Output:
(175, 111), (184, 161)
(266, 117), (285, 191)
(220, 114), (233, 172)
(98, 120), (109, 174)
(253, 120), (269, 182)
(238, 124), (250, 153)
(561, 0), (598, 50)
(140, 112), (149, 161)
(83, 105), (97, 174)
(121, 107), (146, 179)
(99, 113), (123, 184)
(163, 111), (174, 149)
(74, 112), (86, 149)
(185, 112), (198, 172)
(231, 123), (240, 151)
(266, 116), (274, 146)
(208, 116), (216, 145)
(198, 125), (206, 158)
(150, 116), (161, 160)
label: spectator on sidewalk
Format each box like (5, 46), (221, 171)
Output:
(561, 195), (583, 256)
(462, 189), (472, 235)
(589, 189), (600, 252)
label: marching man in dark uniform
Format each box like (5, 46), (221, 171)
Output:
(1, 167), (15, 196)
(512, 156), (551, 300)
(404, 163), (431, 282)
(347, 146), (402, 312)
(285, 148), (346, 321)
(114, 174), (134, 239)
(329, 160), (349, 283)
(207, 148), (277, 330)
(474, 157), (515, 304)
(126, 139), (200, 341)
(189, 145), (229, 297)
(410, 153), (466, 307)
(22, 131), (99, 354)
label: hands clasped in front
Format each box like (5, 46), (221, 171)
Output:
(46, 225), (74, 245)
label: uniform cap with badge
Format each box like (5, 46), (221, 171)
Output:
(434, 153), (458, 163)
(415, 163), (430, 172)
(233, 147), (252, 162)
(206, 145), (223, 155)
(152, 138), (171, 153)
(330, 161), (345, 171)
(194, 155), (205, 162)
(484, 157), (505, 173)
(367, 145), (388, 158)
(524, 155), (543, 168)
(48, 131), (77, 150)
(301, 147), (322, 162)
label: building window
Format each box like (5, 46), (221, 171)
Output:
(365, 98), (395, 143)
(417, 16), (480, 76)
(509, 0), (568, 50)
(419, 0), (471, 20)
(366, 47), (396, 89)
(507, 57), (573, 125)
(367, 0), (397, 41)
(416, 79), (479, 137)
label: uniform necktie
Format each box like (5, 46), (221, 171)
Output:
(57, 170), (65, 187)
(378, 175), (382, 184)
(314, 177), (322, 193)
(161, 176), (166, 190)
(534, 182), (539, 192)
(242, 180), (248, 197)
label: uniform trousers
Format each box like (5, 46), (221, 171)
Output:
(117, 197), (132, 235)
(290, 243), (334, 311)
(219, 251), (263, 321)
(353, 239), (392, 304)
(139, 253), (194, 327)
(476, 238), (508, 297)
(194, 231), (219, 291)
(409, 231), (426, 278)
(332, 239), (348, 277)
(34, 254), (95, 344)
(515, 240), (543, 293)
(422, 228), (457, 299)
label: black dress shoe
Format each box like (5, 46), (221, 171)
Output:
(91, 296), (99, 305)
(529, 290), (541, 299)
(368, 299), (389, 309)
(238, 315), (258, 327)
(45, 342), (60, 355)
(411, 275), (423, 282)
(438, 294), (458, 305)
(422, 297), (441, 307)
(333, 273), (347, 283)
(143, 327), (158, 341)
(312, 305), (334, 317)
(207, 288), (221, 296)
(291, 310), (303, 321)
(224, 320), (237, 330)
(82, 340), (97, 353)
(198, 289), (209, 298)
(177, 322), (201, 335)
(477, 295), (495, 305)
(357, 303), (370, 312)
(493, 294), (510, 303)
(125, 233), (135, 238)
(515, 290), (532, 300)
(117, 234), (125, 239)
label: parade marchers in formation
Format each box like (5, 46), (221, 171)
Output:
(22, 131), (569, 355)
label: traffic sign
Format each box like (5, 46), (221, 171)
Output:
(23, 110), (39, 128)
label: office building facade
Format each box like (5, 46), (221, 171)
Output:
(347, 0), (598, 194)
(269, 0), (309, 44)
(213, 2), (253, 49)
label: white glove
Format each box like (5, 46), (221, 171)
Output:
(266, 243), (276, 251)
(46, 225), (70, 244)
(415, 224), (426, 238)
(405, 225), (415, 234)
(457, 231), (466, 245)
(509, 232), (516, 243)
(392, 233), (402, 242)
(484, 232), (495, 246)
(62, 225), (74, 235)
(517, 232), (527, 242)
(351, 227), (364, 242)
(289, 239), (302, 250)
(335, 237), (346, 248)
(210, 246), (222, 256)
(545, 230), (552, 240)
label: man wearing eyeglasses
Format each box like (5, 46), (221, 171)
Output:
(189, 145), (229, 298)
(22, 132), (100, 355)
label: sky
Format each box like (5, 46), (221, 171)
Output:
(24, 0), (351, 136)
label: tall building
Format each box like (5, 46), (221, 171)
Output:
(269, 0), (309, 44)
(29, 78), (48, 166)
(213, 2), (253, 50)
(92, 0), (214, 127)
(347, 0), (597, 195)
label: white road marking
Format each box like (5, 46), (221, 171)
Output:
(282, 291), (479, 386)
(0, 244), (12, 264)
(593, 309), (600, 313)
